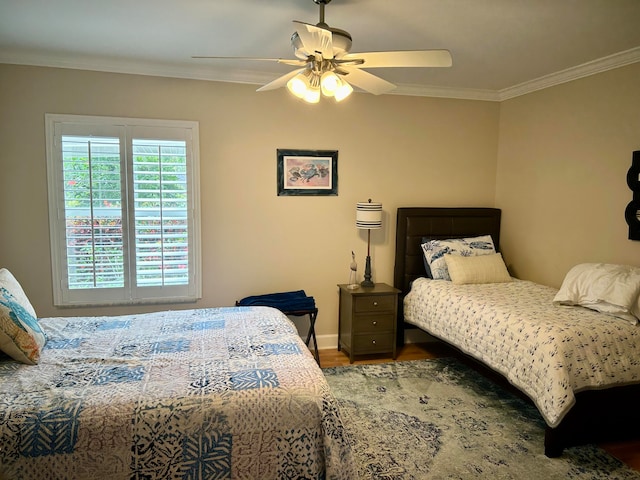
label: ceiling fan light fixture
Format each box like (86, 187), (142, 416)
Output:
(303, 86), (321, 103)
(320, 70), (340, 96)
(334, 78), (353, 102)
(287, 73), (309, 98)
(287, 67), (352, 103)
(301, 74), (321, 103)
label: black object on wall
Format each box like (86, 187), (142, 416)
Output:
(625, 150), (640, 241)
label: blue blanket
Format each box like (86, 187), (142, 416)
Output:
(237, 290), (316, 312)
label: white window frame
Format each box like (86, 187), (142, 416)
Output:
(45, 114), (202, 307)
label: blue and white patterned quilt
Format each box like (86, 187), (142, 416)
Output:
(0, 307), (356, 479)
(404, 278), (640, 428)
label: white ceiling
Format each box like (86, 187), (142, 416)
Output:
(2, 0), (640, 101)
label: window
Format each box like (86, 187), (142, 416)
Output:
(45, 114), (201, 306)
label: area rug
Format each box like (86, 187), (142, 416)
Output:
(323, 358), (640, 480)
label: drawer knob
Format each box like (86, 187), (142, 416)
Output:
(372, 339), (376, 344)
(372, 321), (377, 326)
(373, 301), (378, 307)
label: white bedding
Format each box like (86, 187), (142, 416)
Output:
(404, 277), (640, 427)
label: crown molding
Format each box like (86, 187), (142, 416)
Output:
(497, 46), (640, 101)
(1, 46), (639, 102)
(389, 83), (500, 101)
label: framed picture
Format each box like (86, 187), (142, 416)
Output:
(277, 149), (338, 196)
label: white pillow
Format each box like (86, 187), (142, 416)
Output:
(0, 268), (47, 364)
(421, 235), (496, 280)
(553, 263), (640, 325)
(445, 253), (512, 285)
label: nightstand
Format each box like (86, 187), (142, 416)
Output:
(337, 283), (400, 363)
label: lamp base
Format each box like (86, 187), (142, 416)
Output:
(361, 255), (374, 287)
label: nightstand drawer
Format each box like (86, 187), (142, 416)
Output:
(352, 314), (395, 333)
(354, 295), (395, 313)
(353, 333), (395, 353)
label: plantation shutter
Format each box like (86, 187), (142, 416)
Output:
(132, 138), (189, 287)
(62, 135), (125, 289)
(46, 114), (201, 307)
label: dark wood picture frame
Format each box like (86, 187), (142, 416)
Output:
(277, 149), (338, 196)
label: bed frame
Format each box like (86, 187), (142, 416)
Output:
(393, 207), (640, 457)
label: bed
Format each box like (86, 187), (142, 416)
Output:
(0, 297), (356, 479)
(393, 207), (640, 457)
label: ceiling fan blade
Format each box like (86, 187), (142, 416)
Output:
(340, 50), (452, 68)
(341, 68), (396, 95)
(192, 56), (307, 67)
(292, 21), (333, 59)
(256, 68), (306, 92)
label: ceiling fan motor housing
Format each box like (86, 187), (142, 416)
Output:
(291, 27), (352, 60)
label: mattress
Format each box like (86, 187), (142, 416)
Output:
(404, 278), (640, 427)
(0, 306), (355, 479)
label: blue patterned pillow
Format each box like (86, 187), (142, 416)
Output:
(0, 269), (47, 364)
(421, 237), (435, 278)
(421, 235), (496, 281)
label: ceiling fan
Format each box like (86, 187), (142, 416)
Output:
(193, 0), (452, 103)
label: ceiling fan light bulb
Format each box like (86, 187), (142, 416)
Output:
(303, 87), (321, 103)
(334, 79), (353, 102)
(320, 71), (340, 96)
(287, 76), (308, 98)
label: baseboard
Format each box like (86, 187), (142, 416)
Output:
(287, 316), (339, 350)
(315, 334), (338, 350)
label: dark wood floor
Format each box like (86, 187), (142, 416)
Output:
(319, 342), (640, 472)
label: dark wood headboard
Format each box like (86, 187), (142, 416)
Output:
(393, 207), (501, 342)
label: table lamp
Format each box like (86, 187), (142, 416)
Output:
(356, 199), (382, 287)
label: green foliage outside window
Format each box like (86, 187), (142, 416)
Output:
(62, 136), (189, 289)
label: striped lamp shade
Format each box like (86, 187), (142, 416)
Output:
(356, 201), (383, 229)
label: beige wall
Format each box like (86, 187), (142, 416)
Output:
(0, 64), (499, 339)
(5, 62), (637, 341)
(495, 62), (640, 287)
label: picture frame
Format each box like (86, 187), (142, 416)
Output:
(277, 149), (338, 196)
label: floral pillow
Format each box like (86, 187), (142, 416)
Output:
(421, 237), (436, 278)
(421, 235), (496, 281)
(0, 268), (47, 364)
